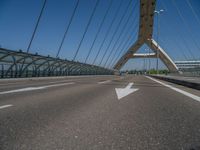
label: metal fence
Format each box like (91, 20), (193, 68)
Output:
(0, 48), (114, 78)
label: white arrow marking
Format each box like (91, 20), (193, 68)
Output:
(115, 82), (139, 100)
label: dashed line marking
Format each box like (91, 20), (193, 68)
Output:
(98, 80), (111, 84)
(0, 82), (75, 95)
(0, 80), (73, 86)
(0, 104), (13, 110)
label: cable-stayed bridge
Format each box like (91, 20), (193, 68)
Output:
(0, 0), (200, 149)
(0, 0), (199, 78)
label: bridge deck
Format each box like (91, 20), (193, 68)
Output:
(0, 75), (200, 149)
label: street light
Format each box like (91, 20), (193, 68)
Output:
(154, 9), (164, 74)
(154, 9), (164, 14)
(143, 50), (146, 74)
(145, 48), (151, 73)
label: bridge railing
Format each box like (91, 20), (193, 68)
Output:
(0, 48), (114, 78)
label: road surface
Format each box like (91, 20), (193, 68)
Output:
(0, 75), (200, 150)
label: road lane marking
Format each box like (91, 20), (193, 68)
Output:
(0, 80), (74, 86)
(98, 80), (111, 84)
(115, 82), (139, 100)
(0, 104), (13, 110)
(146, 76), (200, 102)
(0, 82), (75, 95)
(47, 80), (74, 84)
(40, 82), (74, 88)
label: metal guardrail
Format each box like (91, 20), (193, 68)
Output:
(0, 48), (114, 78)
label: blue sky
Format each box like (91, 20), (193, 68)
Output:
(0, 0), (200, 70)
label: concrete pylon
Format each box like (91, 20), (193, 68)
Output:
(114, 0), (179, 73)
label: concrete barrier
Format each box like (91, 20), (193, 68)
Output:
(150, 75), (200, 90)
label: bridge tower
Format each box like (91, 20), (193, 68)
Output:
(114, 0), (179, 73)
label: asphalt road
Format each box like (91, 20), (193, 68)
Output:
(0, 75), (200, 150)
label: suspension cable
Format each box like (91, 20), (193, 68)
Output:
(110, 36), (135, 69)
(20, 0), (47, 77)
(92, 0), (124, 65)
(109, 17), (138, 68)
(84, 0), (113, 63)
(27, 0), (47, 52)
(73, 0), (100, 61)
(108, 18), (137, 67)
(56, 0), (80, 57)
(109, 2), (139, 68)
(160, 38), (188, 61)
(159, 10), (194, 61)
(156, 5), (189, 61)
(110, 26), (137, 68)
(171, 0), (200, 53)
(163, 0), (195, 59)
(104, 0), (138, 67)
(185, 0), (200, 27)
(99, 0), (132, 66)
(159, 0), (200, 75)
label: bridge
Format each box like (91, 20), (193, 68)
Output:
(0, 0), (200, 149)
(1, 0), (199, 77)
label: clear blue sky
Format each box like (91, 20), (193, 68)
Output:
(0, 0), (200, 70)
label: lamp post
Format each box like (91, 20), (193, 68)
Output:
(154, 9), (164, 74)
(145, 48), (151, 74)
(143, 50), (145, 74)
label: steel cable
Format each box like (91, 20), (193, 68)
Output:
(163, 0), (196, 60)
(110, 26), (137, 68)
(73, 0), (100, 61)
(104, 0), (138, 67)
(27, 0), (47, 52)
(98, 0), (132, 66)
(84, 0), (113, 63)
(185, 0), (200, 27)
(92, 0), (124, 65)
(171, 0), (200, 53)
(56, 0), (80, 57)
(109, 18), (138, 68)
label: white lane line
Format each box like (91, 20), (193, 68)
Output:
(0, 80), (73, 86)
(146, 76), (200, 102)
(0, 104), (13, 110)
(0, 82), (74, 95)
(98, 80), (111, 84)
(47, 80), (74, 84)
(41, 82), (74, 88)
